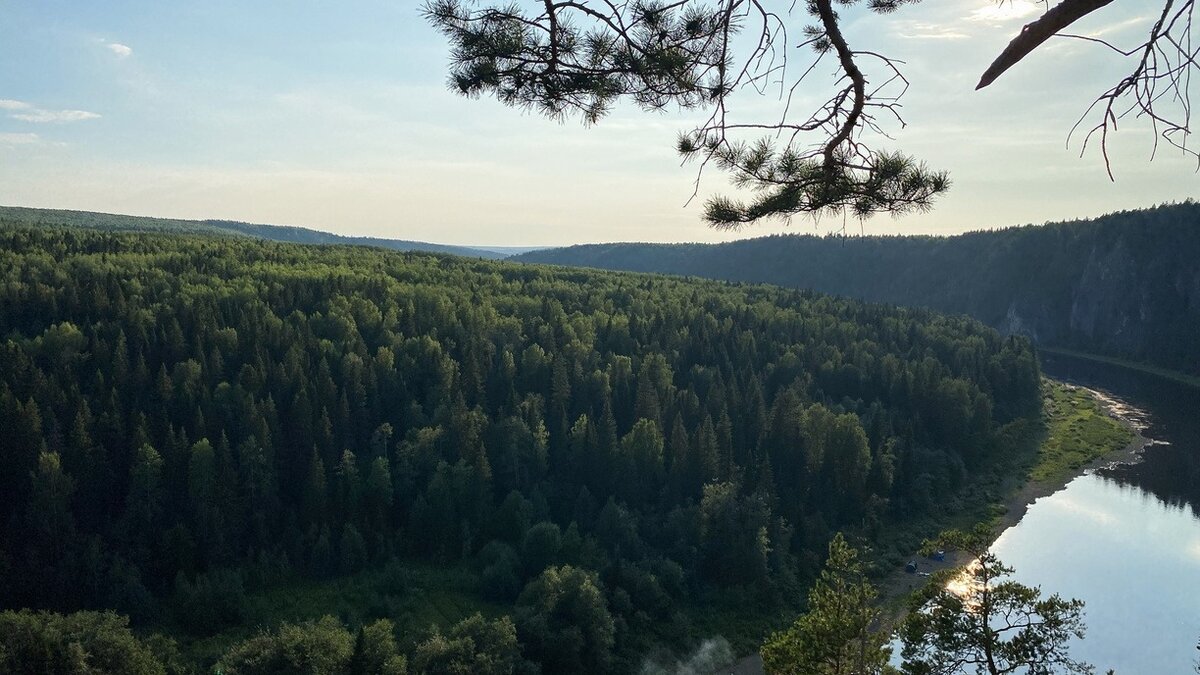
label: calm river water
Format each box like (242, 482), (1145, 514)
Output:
(999, 353), (1200, 673)
(744, 353), (1200, 675)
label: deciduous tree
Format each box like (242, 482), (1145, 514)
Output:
(411, 613), (522, 675)
(0, 610), (164, 675)
(515, 565), (615, 673)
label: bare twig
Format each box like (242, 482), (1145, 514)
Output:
(424, 0), (948, 226)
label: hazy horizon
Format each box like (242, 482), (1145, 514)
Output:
(1, 1), (1196, 246)
(10, 200), (1191, 250)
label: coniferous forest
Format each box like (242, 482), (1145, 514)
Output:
(518, 202), (1200, 376)
(0, 221), (1042, 672)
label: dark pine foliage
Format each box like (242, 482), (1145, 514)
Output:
(0, 222), (1040, 671)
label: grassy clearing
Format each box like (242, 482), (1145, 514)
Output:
(1033, 381), (1134, 484)
(1040, 346), (1200, 389)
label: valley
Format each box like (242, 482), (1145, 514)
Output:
(0, 219), (1044, 672)
(5, 0), (1199, 670)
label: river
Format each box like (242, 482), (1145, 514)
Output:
(725, 352), (1200, 675)
(993, 352), (1200, 673)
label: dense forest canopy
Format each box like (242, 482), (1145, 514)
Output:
(0, 221), (1040, 671)
(518, 202), (1200, 376)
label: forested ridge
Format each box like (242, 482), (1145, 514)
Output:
(0, 204), (507, 260)
(0, 222), (1041, 672)
(517, 202), (1200, 376)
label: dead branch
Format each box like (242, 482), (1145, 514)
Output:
(977, 0), (1115, 90)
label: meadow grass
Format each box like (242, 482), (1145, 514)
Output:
(1032, 381), (1134, 484)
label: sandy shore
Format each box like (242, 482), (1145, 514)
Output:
(715, 383), (1150, 675)
(885, 384), (1149, 596)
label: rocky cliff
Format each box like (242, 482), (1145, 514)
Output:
(518, 203), (1200, 374)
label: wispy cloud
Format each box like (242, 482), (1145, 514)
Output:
(1083, 15), (1151, 38)
(1, 99), (101, 123)
(106, 42), (133, 58)
(0, 132), (41, 146)
(1047, 496), (1118, 526)
(967, 1), (1042, 24)
(894, 21), (970, 40)
(1188, 539), (1200, 562)
(889, 2), (1042, 42)
(12, 109), (101, 123)
(903, 32), (971, 40)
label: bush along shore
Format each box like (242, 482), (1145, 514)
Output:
(729, 378), (1142, 675)
(882, 378), (1139, 608)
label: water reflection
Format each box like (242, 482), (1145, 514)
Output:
(889, 354), (1200, 673)
(989, 474), (1200, 673)
(988, 352), (1200, 673)
(941, 558), (983, 606)
(1042, 352), (1200, 519)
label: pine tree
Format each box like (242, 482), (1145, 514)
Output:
(186, 439), (224, 564)
(238, 435), (278, 551)
(761, 533), (893, 675)
(696, 416), (720, 487)
(364, 456), (394, 536)
(335, 450), (363, 528)
(667, 413), (691, 503)
(901, 527), (1092, 675)
(26, 452), (77, 604)
(122, 444), (165, 564)
(302, 447), (328, 528)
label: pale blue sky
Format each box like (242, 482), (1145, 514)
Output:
(0, 1), (1194, 245)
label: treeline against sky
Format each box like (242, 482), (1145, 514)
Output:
(0, 204), (507, 259)
(518, 202), (1200, 375)
(0, 224), (1039, 671)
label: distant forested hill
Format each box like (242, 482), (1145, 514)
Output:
(516, 203), (1200, 375)
(0, 221), (1039, 671)
(0, 205), (508, 259)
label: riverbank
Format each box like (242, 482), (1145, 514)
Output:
(878, 379), (1147, 619)
(879, 380), (1144, 611)
(719, 379), (1146, 675)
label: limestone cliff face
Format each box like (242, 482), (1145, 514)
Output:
(976, 229), (1199, 371)
(1060, 233), (1193, 367)
(1068, 236), (1141, 351)
(1000, 302), (1036, 342)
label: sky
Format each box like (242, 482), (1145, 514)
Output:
(0, 0), (1195, 246)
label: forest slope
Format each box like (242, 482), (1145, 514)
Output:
(0, 205), (507, 259)
(0, 222), (1040, 671)
(517, 203), (1200, 376)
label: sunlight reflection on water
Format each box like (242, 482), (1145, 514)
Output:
(894, 353), (1200, 674)
(988, 472), (1200, 673)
